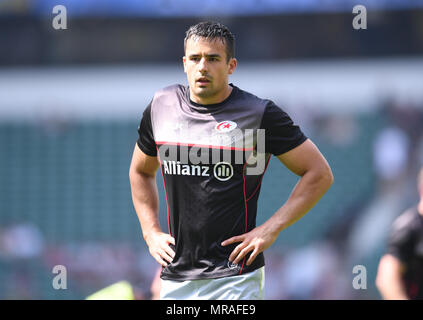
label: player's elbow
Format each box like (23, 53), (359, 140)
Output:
(316, 162), (334, 191)
(325, 166), (334, 187)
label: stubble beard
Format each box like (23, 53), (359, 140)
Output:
(193, 81), (228, 101)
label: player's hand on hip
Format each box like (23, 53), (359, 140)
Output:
(146, 232), (175, 267)
(221, 224), (278, 266)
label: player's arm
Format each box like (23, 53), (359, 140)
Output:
(222, 139), (333, 265)
(375, 254), (408, 300)
(129, 144), (175, 267)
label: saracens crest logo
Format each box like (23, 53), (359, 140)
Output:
(215, 120), (237, 133)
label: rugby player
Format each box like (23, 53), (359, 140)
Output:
(376, 167), (423, 300)
(129, 21), (333, 299)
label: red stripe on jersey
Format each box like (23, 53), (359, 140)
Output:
(246, 155), (271, 202)
(157, 146), (172, 237)
(240, 161), (248, 274)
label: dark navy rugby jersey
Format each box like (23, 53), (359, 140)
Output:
(136, 83), (307, 281)
(387, 207), (423, 299)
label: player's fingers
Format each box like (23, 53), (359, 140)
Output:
(158, 248), (173, 264)
(221, 235), (244, 246)
(233, 244), (254, 265)
(165, 235), (175, 246)
(246, 248), (259, 266)
(162, 244), (176, 259)
(154, 253), (168, 267)
(229, 242), (248, 262)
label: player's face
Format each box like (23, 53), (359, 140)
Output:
(183, 37), (237, 104)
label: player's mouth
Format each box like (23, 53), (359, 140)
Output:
(196, 77), (211, 86)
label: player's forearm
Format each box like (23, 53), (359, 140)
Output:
(129, 170), (162, 242)
(266, 165), (333, 235)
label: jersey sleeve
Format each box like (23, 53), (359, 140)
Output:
(260, 101), (307, 156)
(136, 103), (157, 157)
(386, 210), (416, 263)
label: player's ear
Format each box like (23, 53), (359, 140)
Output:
(228, 57), (237, 75)
(183, 56), (187, 73)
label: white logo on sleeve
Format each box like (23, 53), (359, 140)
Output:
(215, 121), (237, 133)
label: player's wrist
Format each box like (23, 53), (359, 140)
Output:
(262, 219), (282, 238)
(143, 227), (162, 244)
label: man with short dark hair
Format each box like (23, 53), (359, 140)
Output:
(376, 167), (423, 300)
(129, 21), (333, 300)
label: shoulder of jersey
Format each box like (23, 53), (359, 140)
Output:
(236, 87), (269, 104)
(150, 84), (185, 111)
(153, 84), (184, 98)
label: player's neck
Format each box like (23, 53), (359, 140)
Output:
(190, 85), (233, 106)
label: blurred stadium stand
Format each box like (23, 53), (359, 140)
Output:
(1, 1), (423, 300)
(1, 8), (423, 65)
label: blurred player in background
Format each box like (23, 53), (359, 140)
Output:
(376, 167), (423, 300)
(85, 267), (162, 300)
(129, 21), (333, 299)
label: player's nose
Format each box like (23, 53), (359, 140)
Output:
(198, 57), (208, 72)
